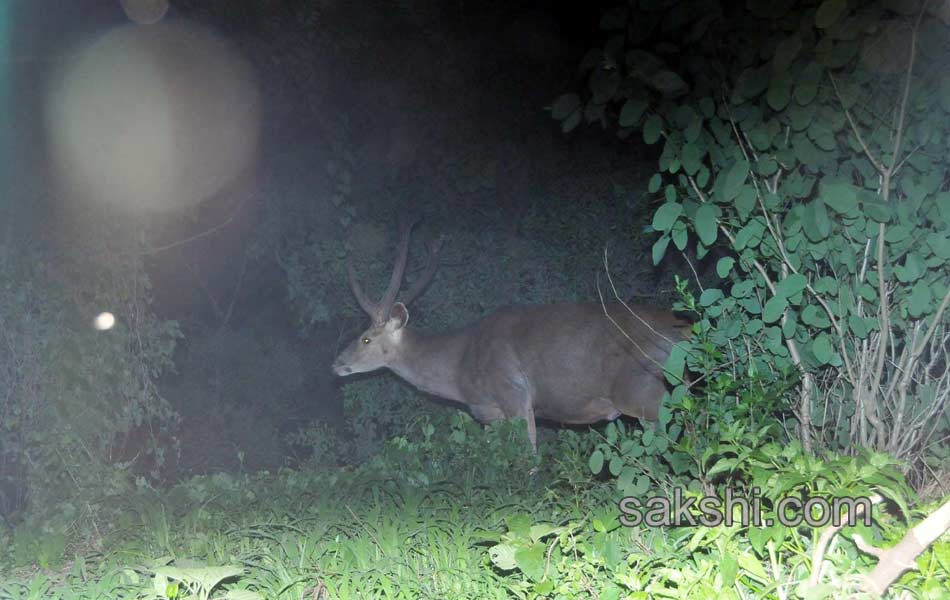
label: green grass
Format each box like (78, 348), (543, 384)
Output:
(1, 437), (946, 599)
(0, 463), (626, 599)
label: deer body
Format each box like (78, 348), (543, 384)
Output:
(332, 220), (684, 451)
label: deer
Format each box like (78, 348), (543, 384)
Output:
(331, 218), (687, 452)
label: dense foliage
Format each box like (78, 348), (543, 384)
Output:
(552, 0), (950, 477)
(0, 214), (179, 561)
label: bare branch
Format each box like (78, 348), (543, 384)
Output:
(146, 197), (245, 255)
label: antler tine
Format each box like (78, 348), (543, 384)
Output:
(399, 235), (445, 306)
(377, 216), (417, 317)
(347, 259), (378, 317)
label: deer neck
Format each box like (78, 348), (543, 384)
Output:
(389, 327), (466, 403)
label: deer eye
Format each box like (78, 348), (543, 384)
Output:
(361, 337), (371, 344)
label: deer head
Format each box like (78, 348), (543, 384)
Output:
(331, 218), (443, 376)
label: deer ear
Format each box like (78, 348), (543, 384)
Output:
(386, 302), (409, 331)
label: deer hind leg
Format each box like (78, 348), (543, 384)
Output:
(470, 377), (537, 452)
(523, 400), (537, 453)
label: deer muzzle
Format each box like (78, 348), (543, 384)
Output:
(331, 360), (352, 376)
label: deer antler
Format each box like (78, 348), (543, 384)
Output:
(399, 235), (445, 306)
(346, 217), (443, 323)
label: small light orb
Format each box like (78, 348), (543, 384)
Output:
(93, 312), (116, 331)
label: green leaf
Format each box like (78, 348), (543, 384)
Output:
(748, 527), (770, 554)
(652, 235), (671, 265)
(551, 94), (581, 120)
(884, 225), (911, 244)
(619, 97), (648, 127)
(776, 273), (808, 299)
(721, 160), (750, 201)
(529, 524), (559, 542)
(848, 314), (869, 339)
(716, 257), (735, 278)
(664, 342), (688, 385)
(737, 551), (770, 581)
(706, 457), (738, 477)
(534, 580), (555, 595)
(773, 34), (802, 71)
(589, 450), (605, 474)
(684, 111), (703, 143)
(648, 173), (663, 194)
(682, 140), (705, 175)
(766, 72), (792, 111)
(820, 182), (859, 214)
(642, 429), (655, 446)
(618, 466), (637, 492)
(694, 204), (719, 246)
(802, 200), (831, 242)
(700, 288), (725, 307)
(609, 456), (623, 477)
(506, 514), (532, 539)
(815, 0), (848, 28)
(643, 115), (663, 144)
(650, 70), (688, 97)
(739, 296), (762, 315)
(926, 232), (950, 259)
(632, 474), (650, 495)
(812, 334), (834, 364)
(488, 544), (518, 571)
(734, 66), (770, 101)
(863, 198), (891, 223)
(762, 296), (788, 323)
(791, 136), (818, 174)
(735, 185), (757, 219)
(907, 280), (933, 318)
(798, 60), (823, 101)
(673, 224), (688, 250)
(664, 185), (677, 203)
(781, 308), (797, 338)
(895, 253), (925, 283)
(721, 553), (738, 587)
(734, 220), (765, 251)
(653, 202), (682, 232)
(514, 543), (546, 581)
(731, 280), (755, 298)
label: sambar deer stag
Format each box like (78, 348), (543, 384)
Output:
(331, 219), (687, 452)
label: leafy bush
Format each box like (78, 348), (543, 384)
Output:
(553, 0), (950, 480)
(0, 219), (179, 527)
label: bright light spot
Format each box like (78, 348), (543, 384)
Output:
(45, 21), (260, 214)
(93, 312), (116, 331)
